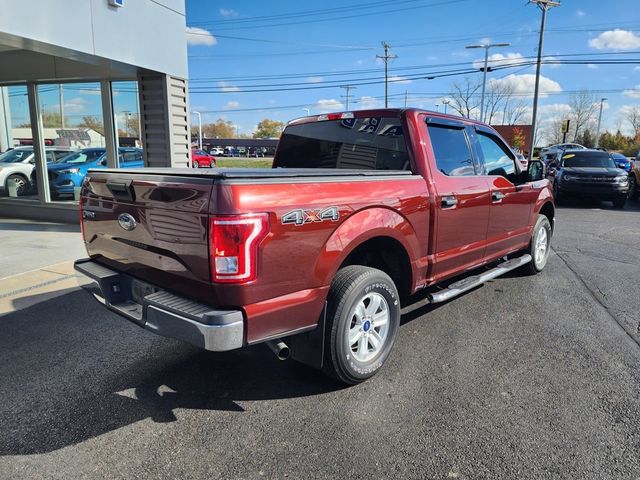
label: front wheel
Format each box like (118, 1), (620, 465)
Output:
(552, 182), (564, 205)
(193, 160), (199, 168)
(522, 214), (552, 275)
(323, 266), (400, 384)
(613, 195), (626, 209)
(5, 174), (29, 196)
(628, 175), (638, 200)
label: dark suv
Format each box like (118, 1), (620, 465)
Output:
(547, 149), (629, 208)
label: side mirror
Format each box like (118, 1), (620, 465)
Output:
(99, 158), (107, 166)
(528, 160), (544, 181)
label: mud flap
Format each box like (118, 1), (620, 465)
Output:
(287, 303), (326, 370)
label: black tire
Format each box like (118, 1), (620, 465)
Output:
(628, 175), (638, 200)
(522, 214), (552, 276)
(5, 174), (29, 196)
(193, 160), (199, 168)
(552, 181), (564, 205)
(323, 266), (400, 384)
(613, 195), (626, 209)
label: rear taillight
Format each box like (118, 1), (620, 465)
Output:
(209, 213), (269, 283)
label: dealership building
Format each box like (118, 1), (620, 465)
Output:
(0, 0), (190, 221)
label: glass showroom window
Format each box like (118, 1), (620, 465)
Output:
(39, 82), (106, 202)
(112, 81), (144, 170)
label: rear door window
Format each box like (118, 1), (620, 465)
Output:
(427, 123), (475, 176)
(274, 116), (410, 170)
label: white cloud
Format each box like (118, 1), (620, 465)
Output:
(354, 59), (366, 66)
(357, 96), (383, 110)
(489, 74), (561, 98)
(389, 75), (412, 84)
(219, 8), (238, 17)
(633, 66), (640, 72)
(314, 99), (344, 113)
(223, 101), (240, 110)
(64, 97), (87, 113)
(589, 29), (640, 51)
(586, 64), (598, 70)
(218, 81), (240, 92)
(576, 10), (586, 17)
(538, 103), (572, 117)
(473, 52), (524, 70)
(186, 27), (216, 46)
(306, 76), (324, 83)
(544, 55), (561, 69)
(479, 37), (491, 45)
(623, 85), (640, 99)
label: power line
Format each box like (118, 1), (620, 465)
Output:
(340, 85), (357, 110)
(377, 42), (397, 108)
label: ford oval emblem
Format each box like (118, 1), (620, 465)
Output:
(117, 213), (137, 231)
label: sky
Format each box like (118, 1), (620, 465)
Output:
(184, 0), (640, 142)
(7, 0), (639, 144)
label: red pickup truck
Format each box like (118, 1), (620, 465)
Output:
(75, 109), (554, 384)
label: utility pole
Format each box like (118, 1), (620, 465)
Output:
(59, 84), (65, 128)
(376, 42), (397, 108)
(465, 42), (510, 123)
(404, 90), (408, 108)
(340, 85), (356, 110)
(527, 0), (560, 162)
(595, 97), (607, 148)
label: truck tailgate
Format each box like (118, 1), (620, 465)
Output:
(80, 171), (215, 303)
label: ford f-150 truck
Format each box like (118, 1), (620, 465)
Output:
(75, 109), (554, 384)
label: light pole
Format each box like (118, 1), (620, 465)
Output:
(192, 111), (202, 150)
(527, 0), (560, 162)
(466, 42), (510, 123)
(303, 108), (310, 116)
(442, 99), (450, 114)
(595, 97), (607, 148)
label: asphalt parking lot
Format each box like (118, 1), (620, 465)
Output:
(1, 201), (639, 479)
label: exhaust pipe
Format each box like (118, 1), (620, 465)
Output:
(266, 340), (290, 361)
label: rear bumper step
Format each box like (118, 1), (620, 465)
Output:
(428, 254), (532, 303)
(74, 259), (244, 351)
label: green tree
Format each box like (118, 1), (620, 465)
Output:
(77, 115), (104, 135)
(253, 119), (285, 138)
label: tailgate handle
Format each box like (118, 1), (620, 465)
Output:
(106, 181), (135, 202)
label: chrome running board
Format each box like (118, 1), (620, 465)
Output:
(429, 254), (532, 304)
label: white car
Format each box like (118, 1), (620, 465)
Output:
(0, 147), (74, 196)
(209, 147), (224, 156)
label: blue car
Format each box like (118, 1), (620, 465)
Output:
(610, 152), (632, 173)
(48, 147), (143, 198)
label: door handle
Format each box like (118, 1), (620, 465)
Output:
(441, 195), (458, 208)
(492, 191), (505, 202)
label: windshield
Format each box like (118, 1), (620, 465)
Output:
(274, 116), (410, 170)
(0, 149), (33, 163)
(563, 152), (616, 169)
(58, 150), (105, 164)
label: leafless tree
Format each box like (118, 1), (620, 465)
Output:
(568, 90), (598, 141)
(622, 105), (640, 136)
(448, 77), (481, 119)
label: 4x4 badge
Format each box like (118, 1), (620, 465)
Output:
(281, 206), (339, 226)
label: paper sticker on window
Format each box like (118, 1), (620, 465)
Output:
(563, 154), (575, 159)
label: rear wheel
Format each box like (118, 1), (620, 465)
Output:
(5, 174), (29, 196)
(323, 266), (400, 384)
(193, 160), (199, 168)
(522, 214), (552, 276)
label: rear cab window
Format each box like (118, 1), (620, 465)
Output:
(274, 115), (411, 170)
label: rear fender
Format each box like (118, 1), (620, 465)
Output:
(314, 207), (420, 289)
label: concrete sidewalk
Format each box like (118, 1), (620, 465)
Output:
(0, 218), (87, 316)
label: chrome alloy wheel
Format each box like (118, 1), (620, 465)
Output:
(9, 176), (27, 195)
(534, 224), (549, 268)
(347, 292), (390, 362)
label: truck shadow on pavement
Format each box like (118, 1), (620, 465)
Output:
(0, 289), (344, 455)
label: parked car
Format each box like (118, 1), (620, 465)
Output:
(540, 143), (586, 164)
(628, 151), (640, 200)
(547, 149), (629, 208)
(48, 147), (143, 198)
(610, 152), (632, 172)
(191, 149), (216, 168)
(209, 147), (224, 156)
(0, 146), (74, 196)
(515, 153), (528, 171)
(76, 108), (554, 384)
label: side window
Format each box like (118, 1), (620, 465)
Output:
(427, 124), (475, 176)
(476, 132), (516, 180)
